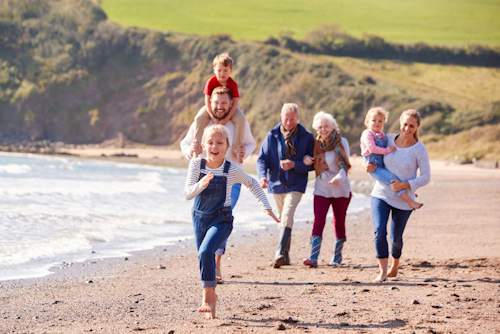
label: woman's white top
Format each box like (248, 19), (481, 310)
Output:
(313, 137), (351, 199)
(184, 158), (272, 210)
(371, 134), (431, 210)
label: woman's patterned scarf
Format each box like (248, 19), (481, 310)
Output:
(313, 130), (351, 177)
(280, 124), (298, 158)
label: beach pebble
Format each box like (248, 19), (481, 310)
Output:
(390, 286), (399, 291)
(276, 322), (286, 330)
(167, 331), (175, 334)
(412, 300), (420, 305)
(86, 280), (93, 284)
(157, 265), (166, 269)
(124, 257), (128, 261)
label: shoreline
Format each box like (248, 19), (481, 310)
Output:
(1, 148), (499, 333)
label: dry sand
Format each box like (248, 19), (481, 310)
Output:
(1, 148), (499, 333)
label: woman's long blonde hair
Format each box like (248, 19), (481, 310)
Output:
(400, 109), (421, 140)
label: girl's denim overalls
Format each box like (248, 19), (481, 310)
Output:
(364, 131), (404, 197)
(192, 159), (234, 287)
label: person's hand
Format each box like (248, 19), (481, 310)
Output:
(303, 155), (314, 166)
(208, 113), (219, 124)
(235, 144), (245, 164)
(200, 171), (214, 188)
(219, 117), (229, 126)
(389, 145), (397, 153)
(259, 177), (268, 189)
(390, 179), (406, 192)
(280, 159), (295, 171)
(363, 161), (377, 173)
(264, 209), (280, 223)
(190, 139), (203, 158)
(328, 178), (340, 186)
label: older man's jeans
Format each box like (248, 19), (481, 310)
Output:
(371, 197), (412, 259)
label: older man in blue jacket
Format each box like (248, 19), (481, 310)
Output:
(257, 103), (315, 268)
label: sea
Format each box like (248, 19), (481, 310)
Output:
(0, 152), (370, 281)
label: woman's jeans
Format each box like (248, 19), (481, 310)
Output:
(371, 197), (412, 259)
(193, 207), (233, 287)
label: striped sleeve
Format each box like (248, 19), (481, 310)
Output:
(229, 164), (272, 210)
(183, 159), (205, 200)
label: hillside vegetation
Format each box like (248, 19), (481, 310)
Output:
(1, 0), (499, 161)
(100, 0), (500, 46)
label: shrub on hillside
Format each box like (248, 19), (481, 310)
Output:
(297, 24), (500, 67)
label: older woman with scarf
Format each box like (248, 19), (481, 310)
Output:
(257, 103), (315, 268)
(302, 111), (352, 268)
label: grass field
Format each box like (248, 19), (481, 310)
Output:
(100, 0), (500, 46)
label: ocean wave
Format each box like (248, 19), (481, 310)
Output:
(136, 171), (163, 183)
(0, 164), (32, 174)
(0, 234), (92, 266)
(1, 178), (167, 196)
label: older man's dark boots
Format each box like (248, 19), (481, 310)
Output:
(273, 227), (292, 268)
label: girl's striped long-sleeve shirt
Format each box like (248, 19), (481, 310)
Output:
(184, 158), (272, 211)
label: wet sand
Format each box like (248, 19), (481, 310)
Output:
(1, 149), (499, 333)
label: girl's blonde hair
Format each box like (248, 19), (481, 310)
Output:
(201, 124), (230, 146)
(312, 111), (339, 133)
(364, 107), (389, 126)
(400, 109), (422, 140)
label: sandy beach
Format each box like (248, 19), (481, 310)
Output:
(1, 148), (499, 333)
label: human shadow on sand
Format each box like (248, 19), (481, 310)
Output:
(220, 317), (407, 330)
(223, 280), (424, 287)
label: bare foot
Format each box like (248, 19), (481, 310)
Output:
(408, 200), (423, 210)
(374, 272), (388, 283)
(199, 289), (217, 319)
(198, 296), (217, 319)
(387, 266), (399, 277)
(198, 302), (212, 314)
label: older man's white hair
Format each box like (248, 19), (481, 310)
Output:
(281, 103), (300, 116)
(312, 111), (339, 133)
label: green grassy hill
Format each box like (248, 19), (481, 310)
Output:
(100, 0), (500, 46)
(1, 0), (499, 161)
